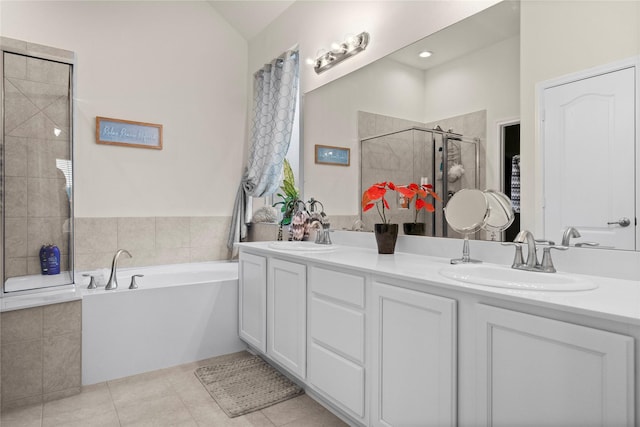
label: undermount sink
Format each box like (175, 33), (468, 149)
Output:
(267, 241), (337, 252)
(439, 264), (598, 292)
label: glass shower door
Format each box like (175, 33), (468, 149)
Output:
(2, 51), (74, 292)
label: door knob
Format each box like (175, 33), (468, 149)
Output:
(607, 217), (631, 227)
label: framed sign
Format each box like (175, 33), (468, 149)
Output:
(315, 144), (350, 166)
(96, 116), (163, 150)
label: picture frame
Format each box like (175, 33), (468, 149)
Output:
(314, 144), (350, 166)
(96, 116), (163, 150)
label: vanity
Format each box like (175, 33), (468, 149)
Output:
(237, 236), (639, 426)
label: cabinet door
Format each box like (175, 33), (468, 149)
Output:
(476, 304), (634, 427)
(372, 281), (457, 427)
(238, 252), (267, 352)
(267, 258), (307, 379)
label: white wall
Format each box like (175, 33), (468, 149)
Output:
(251, 0), (500, 216)
(1, 1), (248, 218)
(520, 1), (640, 235)
(424, 35), (520, 191)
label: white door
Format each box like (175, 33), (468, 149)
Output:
(476, 304), (634, 426)
(543, 66), (636, 249)
(267, 258), (307, 379)
(371, 280), (457, 427)
(238, 252), (267, 352)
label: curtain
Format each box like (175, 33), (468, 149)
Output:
(227, 50), (299, 253)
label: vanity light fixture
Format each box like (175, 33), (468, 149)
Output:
(419, 50), (433, 58)
(313, 32), (370, 74)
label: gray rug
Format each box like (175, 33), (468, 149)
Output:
(194, 354), (304, 418)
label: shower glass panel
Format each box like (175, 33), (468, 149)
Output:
(361, 127), (479, 237)
(2, 49), (74, 293)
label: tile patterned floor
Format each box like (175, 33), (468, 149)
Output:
(0, 352), (348, 427)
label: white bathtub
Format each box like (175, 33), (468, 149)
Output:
(81, 261), (246, 385)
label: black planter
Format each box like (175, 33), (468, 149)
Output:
(374, 223), (399, 254)
(403, 222), (426, 236)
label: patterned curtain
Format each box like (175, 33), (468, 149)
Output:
(227, 50), (299, 252)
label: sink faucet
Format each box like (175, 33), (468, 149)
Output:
(105, 249), (132, 290)
(561, 227), (581, 246)
(504, 230), (567, 273)
(514, 230), (538, 269)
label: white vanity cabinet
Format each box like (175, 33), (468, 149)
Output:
(238, 252), (267, 352)
(238, 252), (306, 379)
(371, 278), (457, 427)
(267, 258), (307, 379)
(307, 266), (367, 423)
(475, 304), (634, 427)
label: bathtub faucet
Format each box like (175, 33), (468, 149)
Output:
(105, 249), (132, 290)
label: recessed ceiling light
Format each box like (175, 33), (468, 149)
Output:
(419, 50), (433, 58)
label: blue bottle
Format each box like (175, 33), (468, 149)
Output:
(39, 245), (49, 275)
(46, 245), (60, 275)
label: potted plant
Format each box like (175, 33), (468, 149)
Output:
(397, 183), (441, 236)
(362, 181), (400, 254)
(273, 159), (302, 240)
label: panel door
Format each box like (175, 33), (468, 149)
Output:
(476, 304), (634, 426)
(543, 66), (636, 249)
(371, 281), (457, 427)
(267, 258), (307, 379)
(238, 252), (267, 352)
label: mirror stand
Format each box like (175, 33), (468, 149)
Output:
(450, 234), (482, 264)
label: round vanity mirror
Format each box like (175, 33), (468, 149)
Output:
(483, 190), (515, 233)
(444, 189), (489, 264)
(444, 189), (489, 234)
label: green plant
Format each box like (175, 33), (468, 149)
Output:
(273, 159), (301, 226)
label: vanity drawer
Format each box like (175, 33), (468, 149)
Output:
(310, 296), (364, 362)
(309, 266), (365, 307)
(308, 341), (365, 419)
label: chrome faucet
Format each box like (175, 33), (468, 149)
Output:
(105, 249), (132, 290)
(514, 230), (538, 269)
(561, 227), (581, 246)
(504, 230), (567, 273)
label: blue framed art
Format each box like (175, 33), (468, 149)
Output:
(96, 116), (163, 150)
(315, 144), (350, 166)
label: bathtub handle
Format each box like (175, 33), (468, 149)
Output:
(129, 274), (144, 290)
(83, 274), (98, 290)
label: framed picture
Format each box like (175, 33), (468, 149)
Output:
(315, 144), (350, 166)
(96, 116), (163, 150)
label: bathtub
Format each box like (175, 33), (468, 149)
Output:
(81, 261), (246, 385)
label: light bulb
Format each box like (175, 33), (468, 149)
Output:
(419, 50), (432, 58)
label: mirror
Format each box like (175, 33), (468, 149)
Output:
(484, 189), (515, 237)
(303, 0), (640, 250)
(444, 189), (489, 264)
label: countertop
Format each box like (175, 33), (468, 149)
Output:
(238, 241), (640, 327)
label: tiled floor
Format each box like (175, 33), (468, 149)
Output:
(0, 352), (348, 427)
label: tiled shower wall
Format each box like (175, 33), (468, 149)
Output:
(74, 216), (232, 271)
(3, 47), (73, 279)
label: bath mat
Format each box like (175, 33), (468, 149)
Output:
(194, 354), (304, 418)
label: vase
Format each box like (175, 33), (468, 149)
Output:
(403, 222), (426, 236)
(374, 223), (398, 254)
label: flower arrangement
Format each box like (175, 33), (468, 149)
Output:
(361, 181), (398, 224)
(397, 182), (441, 224)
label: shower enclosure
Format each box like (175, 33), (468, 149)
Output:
(1, 37), (75, 293)
(361, 126), (479, 237)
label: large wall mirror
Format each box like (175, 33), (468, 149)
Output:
(303, 0), (640, 250)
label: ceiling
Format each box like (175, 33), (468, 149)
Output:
(207, 1), (295, 41)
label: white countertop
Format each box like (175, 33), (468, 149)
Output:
(238, 241), (640, 327)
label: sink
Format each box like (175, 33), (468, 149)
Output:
(439, 264), (598, 291)
(267, 241), (337, 252)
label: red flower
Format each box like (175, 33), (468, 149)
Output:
(398, 183), (441, 223)
(362, 182), (397, 224)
